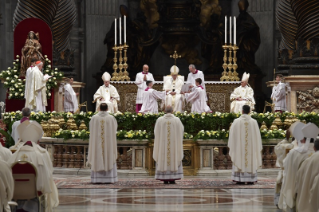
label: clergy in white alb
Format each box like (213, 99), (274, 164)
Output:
(295, 127), (319, 212)
(139, 81), (166, 114)
(278, 122), (315, 211)
(310, 174), (319, 212)
(230, 72), (255, 113)
(24, 58), (36, 109)
(11, 108), (32, 144)
(93, 72), (120, 113)
(153, 106), (184, 184)
(274, 130), (294, 206)
(28, 61), (49, 112)
(64, 78), (79, 112)
(271, 74), (286, 112)
(228, 105), (262, 183)
(186, 64), (207, 100)
(183, 78), (212, 113)
(87, 102), (118, 183)
(8, 120), (59, 212)
(162, 65), (185, 112)
(0, 159), (14, 212)
(134, 64), (155, 112)
(0, 143), (11, 161)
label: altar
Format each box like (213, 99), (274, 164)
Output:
(112, 81), (240, 113)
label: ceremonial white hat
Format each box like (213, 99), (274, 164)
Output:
(241, 72), (250, 82)
(17, 120), (44, 143)
(102, 72), (111, 82)
(289, 121), (306, 142)
(301, 123), (319, 139)
(170, 65), (179, 75)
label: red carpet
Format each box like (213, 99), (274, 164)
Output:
(54, 178), (275, 189)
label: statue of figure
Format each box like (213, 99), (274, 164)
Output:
(236, 0), (261, 74)
(21, 31), (45, 76)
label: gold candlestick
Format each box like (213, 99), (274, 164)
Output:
(123, 43), (130, 81)
(231, 45), (240, 81)
(111, 46), (119, 81)
(220, 45), (229, 81)
(118, 45), (124, 81)
(227, 45), (234, 81)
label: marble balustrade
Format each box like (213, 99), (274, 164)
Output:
(40, 138), (280, 176)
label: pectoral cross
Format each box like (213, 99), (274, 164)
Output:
(21, 154), (28, 161)
(170, 51), (181, 65)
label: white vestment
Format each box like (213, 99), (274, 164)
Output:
(186, 70), (207, 100)
(310, 174), (319, 212)
(11, 119), (34, 145)
(153, 114), (184, 180)
(139, 89), (166, 114)
(230, 85), (255, 113)
(185, 87), (211, 113)
(274, 139), (294, 205)
(28, 66), (47, 112)
(0, 144), (12, 161)
(295, 151), (319, 212)
(8, 143), (59, 212)
(93, 85), (120, 113)
(88, 111), (118, 183)
(278, 144), (314, 211)
(24, 66), (35, 109)
(0, 160), (14, 212)
(271, 81), (286, 111)
(228, 114), (262, 182)
(64, 83), (78, 112)
(134, 72), (155, 104)
(163, 76), (185, 112)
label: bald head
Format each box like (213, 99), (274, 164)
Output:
(143, 64), (149, 73)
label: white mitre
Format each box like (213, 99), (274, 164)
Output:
(170, 65), (179, 75)
(102, 72), (111, 82)
(17, 120), (43, 143)
(242, 72), (250, 82)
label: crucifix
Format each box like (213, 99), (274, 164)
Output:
(21, 154), (28, 161)
(170, 50), (181, 65)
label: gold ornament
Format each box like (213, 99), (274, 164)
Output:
(260, 121), (268, 131)
(273, 117), (283, 129)
(78, 120), (87, 131)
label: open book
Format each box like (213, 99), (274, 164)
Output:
(181, 83), (193, 93)
(44, 74), (52, 81)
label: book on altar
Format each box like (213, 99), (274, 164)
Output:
(44, 74), (52, 81)
(181, 83), (192, 92)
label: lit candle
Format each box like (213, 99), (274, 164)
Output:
(230, 17), (232, 45)
(124, 16), (126, 44)
(234, 17), (236, 45)
(115, 18), (117, 46)
(225, 16), (227, 44)
(119, 17), (122, 45)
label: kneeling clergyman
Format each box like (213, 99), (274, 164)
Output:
(228, 105), (262, 184)
(153, 106), (184, 184)
(230, 72), (255, 113)
(93, 72), (120, 113)
(87, 102), (118, 184)
(139, 81), (166, 114)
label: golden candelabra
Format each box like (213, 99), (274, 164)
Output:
(220, 44), (240, 81)
(111, 43), (130, 81)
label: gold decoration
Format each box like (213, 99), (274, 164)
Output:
(100, 120), (105, 157)
(273, 117), (283, 129)
(79, 121), (87, 131)
(220, 45), (229, 81)
(297, 87), (319, 112)
(67, 117), (78, 130)
(220, 44), (240, 81)
(263, 101), (275, 113)
(170, 50), (181, 65)
(111, 45), (119, 81)
(167, 121), (171, 166)
(244, 122), (249, 167)
(270, 122), (278, 130)
(231, 45), (240, 81)
(122, 43), (130, 81)
(75, 101), (88, 114)
(260, 121), (268, 131)
(41, 121), (49, 137)
(283, 116), (292, 129)
(112, 44), (130, 81)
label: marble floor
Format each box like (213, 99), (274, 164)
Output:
(55, 188), (281, 212)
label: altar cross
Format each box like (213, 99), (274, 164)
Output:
(170, 51), (181, 65)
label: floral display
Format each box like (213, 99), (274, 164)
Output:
(0, 55), (64, 99)
(53, 129), (90, 140)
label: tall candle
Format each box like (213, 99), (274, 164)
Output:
(230, 17), (232, 45)
(124, 16), (126, 44)
(119, 17), (122, 45)
(115, 18), (117, 45)
(225, 16), (227, 44)
(234, 17), (236, 45)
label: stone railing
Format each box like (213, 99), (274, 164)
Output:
(40, 138), (280, 176)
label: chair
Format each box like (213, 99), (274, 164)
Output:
(11, 161), (45, 212)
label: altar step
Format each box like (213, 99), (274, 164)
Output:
(54, 167), (279, 177)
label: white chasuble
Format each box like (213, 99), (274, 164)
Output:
(139, 89), (166, 114)
(185, 87), (211, 113)
(0, 144), (12, 161)
(8, 143), (59, 211)
(93, 84), (120, 112)
(88, 111), (118, 172)
(230, 85), (255, 113)
(134, 72), (155, 104)
(0, 160), (14, 212)
(153, 114), (184, 173)
(64, 83), (78, 112)
(278, 144), (314, 211)
(271, 82), (286, 111)
(310, 174), (319, 212)
(28, 66), (47, 112)
(295, 151), (319, 212)
(228, 114), (262, 174)
(163, 76), (185, 112)
(25, 66), (35, 109)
